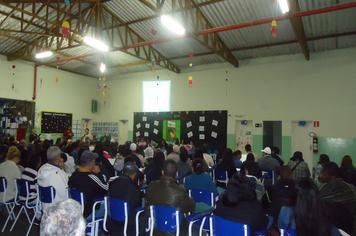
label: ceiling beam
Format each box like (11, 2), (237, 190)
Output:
(168, 30), (356, 60)
(288, 0), (310, 60)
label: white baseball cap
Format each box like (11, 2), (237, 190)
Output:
(130, 143), (137, 152)
(261, 147), (271, 155)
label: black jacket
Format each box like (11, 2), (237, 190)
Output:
(108, 176), (142, 236)
(268, 178), (296, 219)
(68, 171), (108, 217)
(214, 198), (268, 235)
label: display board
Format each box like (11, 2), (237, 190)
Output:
(133, 110), (227, 150)
(41, 111), (72, 133)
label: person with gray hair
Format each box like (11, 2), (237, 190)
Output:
(40, 199), (86, 236)
(37, 146), (69, 208)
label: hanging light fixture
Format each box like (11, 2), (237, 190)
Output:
(99, 62), (106, 73)
(35, 50), (53, 59)
(160, 15), (186, 36)
(278, 0), (290, 14)
(83, 36), (109, 52)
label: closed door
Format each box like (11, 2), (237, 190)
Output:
(291, 121), (313, 171)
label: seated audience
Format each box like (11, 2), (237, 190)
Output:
(40, 199), (86, 236)
(145, 160), (195, 235)
(313, 153), (330, 180)
(258, 147), (280, 172)
(202, 144), (214, 168)
(37, 146), (68, 208)
(193, 148), (209, 172)
(232, 150), (242, 168)
(271, 146), (284, 166)
(143, 146), (154, 164)
(94, 143), (115, 178)
(108, 162), (142, 235)
(242, 163), (265, 201)
(214, 173), (268, 234)
(63, 152), (76, 176)
(0, 145), (8, 163)
(340, 155), (355, 184)
(166, 145), (180, 163)
(319, 162), (356, 235)
(177, 148), (192, 180)
(68, 150), (108, 218)
(241, 153), (262, 178)
(268, 166), (296, 219)
(21, 151), (42, 203)
(287, 151), (311, 181)
(185, 159), (217, 194)
(144, 150), (165, 185)
(0, 146), (22, 202)
(216, 148), (237, 179)
(278, 179), (341, 236)
(241, 144), (255, 162)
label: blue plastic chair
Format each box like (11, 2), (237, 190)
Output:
(149, 205), (182, 236)
(280, 229), (297, 236)
(38, 185), (56, 204)
(1, 177), (15, 233)
(103, 196), (144, 236)
(7, 179), (38, 236)
(261, 170), (276, 185)
(209, 215), (250, 236)
(68, 188), (85, 214)
(188, 189), (215, 207)
(213, 168), (229, 187)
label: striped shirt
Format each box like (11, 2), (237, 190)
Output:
(21, 167), (38, 201)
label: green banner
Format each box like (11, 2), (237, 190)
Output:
(163, 120), (181, 144)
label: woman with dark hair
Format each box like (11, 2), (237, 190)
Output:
(214, 173), (268, 234)
(340, 155), (355, 184)
(241, 153), (262, 178)
(177, 148), (191, 180)
(216, 148), (237, 178)
(94, 143), (115, 178)
(144, 151), (165, 185)
(21, 151), (42, 202)
(278, 179), (341, 236)
(313, 154), (330, 180)
(184, 159), (217, 194)
(287, 151), (310, 181)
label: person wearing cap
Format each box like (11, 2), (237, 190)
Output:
(166, 144), (180, 163)
(37, 146), (69, 209)
(258, 147), (281, 172)
(108, 162), (142, 235)
(0, 146), (22, 202)
(144, 146), (154, 164)
(68, 150), (108, 218)
(127, 143), (143, 168)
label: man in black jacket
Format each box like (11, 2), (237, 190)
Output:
(107, 162), (142, 235)
(68, 150), (108, 218)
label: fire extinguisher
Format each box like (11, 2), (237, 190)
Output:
(312, 136), (319, 153)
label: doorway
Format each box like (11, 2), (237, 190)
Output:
(263, 121), (282, 152)
(291, 121), (313, 171)
(235, 120), (254, 151)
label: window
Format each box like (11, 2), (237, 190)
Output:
(143, 81), (171, 112)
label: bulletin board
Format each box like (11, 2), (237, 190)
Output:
(133, 110), (227, 150)
(41, 111), (72, 133)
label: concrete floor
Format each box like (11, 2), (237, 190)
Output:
(0, 207), (39, 236)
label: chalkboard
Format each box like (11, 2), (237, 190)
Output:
(41, 112), (72, 133)
(133, 110), (227, 152)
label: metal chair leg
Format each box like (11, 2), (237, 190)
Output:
(2, 203), (15, 232)
(26, 209), (37, 236)
(9, 206), (24, 232)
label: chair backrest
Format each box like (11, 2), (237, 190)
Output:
(38, 185), (56, 204)
(189, 189), (215, 207)
(106, 196), (129, 222)
(262, 170), (275, 184)
(0, 177), (7, 193)
(68, 188), (85, 213)
(150, 205), (182, 235)
(214, 168), (228, 182)
(15, 179), (31, 199)
(210, 215), (250, 236)
(280, 229), (297, 236)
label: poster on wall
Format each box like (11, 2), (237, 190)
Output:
(163, 120), (181, 144)
(41, 111), (72, 133)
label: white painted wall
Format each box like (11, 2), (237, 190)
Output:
(0, 55), (104, 127)
(106, 47), (356, 139)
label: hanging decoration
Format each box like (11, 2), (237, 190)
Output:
(11, 83), (14, 91)
(188, 52), (194, 68)
(271, 19), (277, 38)
(188, 75), (193, 87)
(11, 64), (16, 77)
(61, 20), (70, 37)
(225, 70), (229, 96)
(156, 75), (160, 86)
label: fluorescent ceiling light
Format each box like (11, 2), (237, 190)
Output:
(83, 36), (109, 52)
(160, 15), (186, 36)
(99, 62), (106, 73)
(35, 50), (53, 59)
(278, 0), (289, 14)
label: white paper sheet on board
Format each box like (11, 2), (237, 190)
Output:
(212, 120), (218, 126)
(136, 123), (141, 129)
(186, 121), (192, 128)
(199, 134), (205, 140)
(153, 129), (158, 134)
(144, 132), (149, 137)
(136, 131), (140, 137)
(154, 121), (159, 126)
(142, 117), (147, 122)
(145, 123), (150, 129)
(199, 126), (205, 132)
(187, 131), (193, 138)
(211, 131), (218, 138)
(199, 116), (205, 122)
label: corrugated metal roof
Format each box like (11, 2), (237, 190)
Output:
(172, 54), (225, 68)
